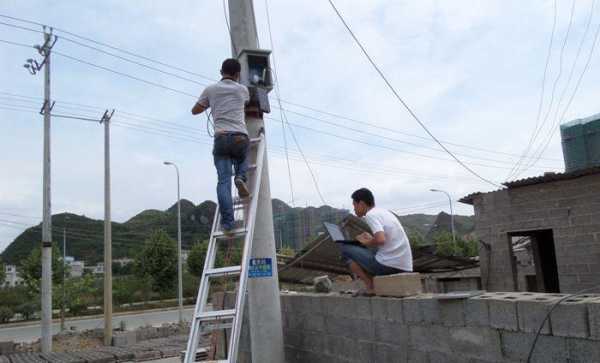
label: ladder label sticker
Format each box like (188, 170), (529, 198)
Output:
(249, 258), (272, 278)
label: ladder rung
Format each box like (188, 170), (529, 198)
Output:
(233, 195), (252, 204)
(214, 227), (247, 238)
(249, 137), (261, 144)
(248, 164), (257, 170)
(198, 309), (236, 320)
(205, 265), (241, 277)
(200, 321), (233, 332)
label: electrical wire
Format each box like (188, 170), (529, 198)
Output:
(265, 0), (295, 206)
(0, 14), (565, 163)
(0, 98), (555, 174)
(506, 0), (559, 180)
(52, 50), (198, 99)
(326, 0), (501, 189)
(516, 2), (600, 177)
(527, 285), (600, 362)
(0, 13), (215, 81)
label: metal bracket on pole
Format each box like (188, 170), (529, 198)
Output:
(99, 109), (115, 124)
(39, 100), (56, 115)
(24, 28), (57, 75)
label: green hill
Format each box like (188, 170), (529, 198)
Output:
(1, 200), (473, 265)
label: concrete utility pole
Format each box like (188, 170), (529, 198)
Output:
(163, 161), (183, 324)
(228, 1), (285, 362)
(61, 224), (66, 331)
(430, 189), (456, 244)
(101, 110), (115, 346)
(23, 27), (58, 354)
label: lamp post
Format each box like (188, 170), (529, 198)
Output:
(430, 189), (456, 244)
(164, 161), (183, 323)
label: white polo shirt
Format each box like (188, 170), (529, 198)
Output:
(363, 207), (413, 271)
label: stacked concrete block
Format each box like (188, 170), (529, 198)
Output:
(6, 353), (47, 363)
(500, 331), (568, 363)
(550, 296), (591, 338)
(465, 293), (491, 326)
(278, 292), (600, 363)
(71, 351), (114, 363)
(487, 293), (520, 331)
(111, 331), (136, 347)
(586, 296), (600, 340)
(517, 293), (565, 335)
(39, 353), (84, 363)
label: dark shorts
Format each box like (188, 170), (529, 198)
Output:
(340, 244), (404, 276)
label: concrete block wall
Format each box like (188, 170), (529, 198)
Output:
(280, 292), (600, 363)
(470, 173), (600, 293)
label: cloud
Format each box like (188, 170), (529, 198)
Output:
(1, 0), (599, 252)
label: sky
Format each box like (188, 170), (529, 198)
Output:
(1, 0), (599, 253)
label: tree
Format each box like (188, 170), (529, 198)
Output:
(64, 275), (98, 316)
(0, 306), (13, 323)
(433, 232), (478, 257)
(187, 241), (208, 277)
(407, 232), (426, 252)
(0, 261), (5, 287)
(19, 247), (68, 295)
(134, 230), (177, 295)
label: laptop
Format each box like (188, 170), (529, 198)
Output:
(323, 222), (365, 247)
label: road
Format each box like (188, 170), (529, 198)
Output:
(0, 307), (194, 343)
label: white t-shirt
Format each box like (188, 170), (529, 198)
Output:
(197, 79), (250, 136)
(363, 207), (413, 272)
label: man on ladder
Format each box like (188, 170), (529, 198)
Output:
(192, 58), (251, 235)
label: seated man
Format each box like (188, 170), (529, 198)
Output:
(341, 188), (413, 296)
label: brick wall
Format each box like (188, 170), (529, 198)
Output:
(280, 292), (600, 363)
(470, 173), (600, 293)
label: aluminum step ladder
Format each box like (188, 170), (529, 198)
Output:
(184, 135), (266, 363)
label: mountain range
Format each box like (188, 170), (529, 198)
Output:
(0, 199), (473, 265)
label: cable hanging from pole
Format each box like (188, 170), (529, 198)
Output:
(325, 0), (502, 189)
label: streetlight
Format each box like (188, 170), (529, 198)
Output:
(164, 161), (183, 323)
(430, 189), (456, 245)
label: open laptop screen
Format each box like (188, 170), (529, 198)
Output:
(323, 222), (346, 241)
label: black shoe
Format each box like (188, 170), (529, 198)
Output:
(234, 177), (250, 198)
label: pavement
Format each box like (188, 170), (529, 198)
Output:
(0, 308), (194, 343)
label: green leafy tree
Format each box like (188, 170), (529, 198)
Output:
(0, 261), (5, 287)
(407, 232), (426, 252)
(0, 306), (13, 323)
(187, 241), (208, 277)
(134, 230), (177, 295)
(16, 302), (38, 320)
(64, 275), (98, 316)
(434, 232), (478, 257)
(19, 247), (68, 295)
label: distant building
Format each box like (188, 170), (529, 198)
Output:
(69, 261), (85, 278)
(113, 258), (134, 266)
(4, 264), (23, 288)
(181, 250), (190, 264)
(92, 262), (104, 275)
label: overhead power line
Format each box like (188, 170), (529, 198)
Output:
(506, 0), (560, 180)
(0, 13), (564, 164)
(325, 0), (501, 188)
(515, 6), (600, 178)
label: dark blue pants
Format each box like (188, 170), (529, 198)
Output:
(213, 133), (249, 229)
